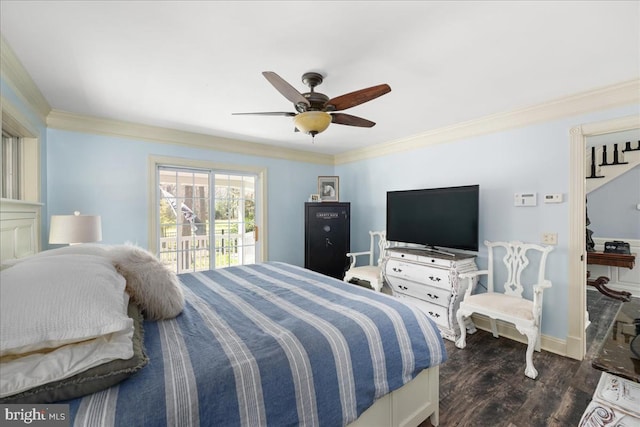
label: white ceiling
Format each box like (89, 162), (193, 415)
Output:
(1, 1), (638, 155)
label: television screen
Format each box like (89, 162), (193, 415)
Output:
(386, 185), (479, 251)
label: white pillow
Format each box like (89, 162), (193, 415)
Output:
(0, 308), (134, 398)
(0, 254), (132, 357)
(0, 244), (109, 270)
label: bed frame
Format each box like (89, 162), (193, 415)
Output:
(350, 366), (439, 427)
(0, 205), (440, 426)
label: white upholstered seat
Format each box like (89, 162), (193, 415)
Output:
(455, 240), (553, 379)
(344, 231), (387, 292)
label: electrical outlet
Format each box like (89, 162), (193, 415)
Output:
(542, 233), (557, 245)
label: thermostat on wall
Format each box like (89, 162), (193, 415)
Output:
(514, 193), (537, 207)
(544, 193), (563, 203)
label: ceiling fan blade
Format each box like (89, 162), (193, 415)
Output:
(331, 113), (376, 128)
(232, 111), (296, 116)
(262, 71), (310, 108)
(326, 84), (391, 111)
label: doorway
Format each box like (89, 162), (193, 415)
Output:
(567, 115), (639, 360)
(149, 155), (267, 273)
(157, 167), (259, 272)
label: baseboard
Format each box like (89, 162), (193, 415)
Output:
(470, 314), (568, 357)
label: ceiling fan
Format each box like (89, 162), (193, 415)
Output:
(233, 71), (391, 141)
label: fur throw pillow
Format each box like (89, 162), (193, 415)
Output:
(107, 244), (184, 320)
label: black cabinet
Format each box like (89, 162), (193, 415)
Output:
(304, 202), (350, 280)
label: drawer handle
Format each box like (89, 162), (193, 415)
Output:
(393, 267), (403, 273)
(428, 276), (441, 282)
(426, 293), (439, 300)
(428, 311), (441, 318)
(398, 285), (408, 291)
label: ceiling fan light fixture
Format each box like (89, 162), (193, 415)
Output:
(237, 71), (391, 139)
(293, 111), (332, 136)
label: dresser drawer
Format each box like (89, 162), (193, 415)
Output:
(386, 259), (451, 290)
(387, 250), (454, 268)
(389, 276), (451, 307)
(396, 293), (449, 328)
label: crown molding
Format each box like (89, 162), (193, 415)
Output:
(0, 36), (51, 123)
(46, 78), (639, 167)
(335, 79), (640, 165)
(578, 113), (640, 136)
(1, 95), (39, 138)
(46, 110), (334, 165)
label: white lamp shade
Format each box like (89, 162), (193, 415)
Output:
(49, 212), (102, 244)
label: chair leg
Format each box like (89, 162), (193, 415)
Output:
(455, 309), (469, 349)
(518, 326), (539, 379)
(489, 318), (499, 338)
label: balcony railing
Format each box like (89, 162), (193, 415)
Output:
(159, 232), (255, 273)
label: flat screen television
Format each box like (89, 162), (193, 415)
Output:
(386, 184), (479, 252)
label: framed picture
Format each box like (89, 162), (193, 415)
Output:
(318, 176), (339, 202)
(310, 194), (321, 202)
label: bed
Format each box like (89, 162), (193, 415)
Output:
(0, 210), (444, 426)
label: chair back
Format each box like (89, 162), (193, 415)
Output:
(485, 241), (553, 297)
(369, 231), (387, 266)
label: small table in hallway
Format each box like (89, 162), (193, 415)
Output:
(587, 251), (635, 302)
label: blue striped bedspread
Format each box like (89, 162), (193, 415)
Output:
(66, 262), (447, 427)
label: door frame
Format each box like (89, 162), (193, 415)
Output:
(566, 114), (639, 360)
(148, 155), (268, 263)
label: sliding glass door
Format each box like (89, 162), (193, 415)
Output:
(157, 166), (258, 273)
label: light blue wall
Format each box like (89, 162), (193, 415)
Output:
(46, 129), (333, 266)
(588, 165), (640, 239)
(337, 104), (640, 339)
(1, 79), (48, 244)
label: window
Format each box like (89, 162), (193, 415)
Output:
(151, 157), (265, 274)
(1, 131), (21, 199)
(1, 103), (40, 203)
(213, 173), (257, 268)
(1, 101), (42, 254)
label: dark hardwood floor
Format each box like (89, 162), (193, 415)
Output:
(419, 290), (627, 427)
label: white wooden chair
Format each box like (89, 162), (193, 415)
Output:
(455, 240), (553, 379)
(344, 231), (387, 292)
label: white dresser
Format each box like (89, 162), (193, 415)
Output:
(383, 247), (478, 341)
